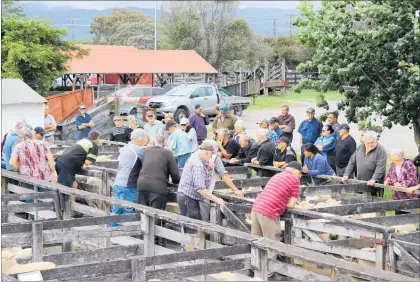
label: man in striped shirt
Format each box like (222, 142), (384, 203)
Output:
(251, 161), (302, 240)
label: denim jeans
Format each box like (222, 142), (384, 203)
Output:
(111, 185), (138, 227)
(177, 153), (191, 169)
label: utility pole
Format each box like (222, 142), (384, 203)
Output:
(269, 16), (280, 37)
(286, 14), (298, 36)
(154, 0), (158, 50)
(55, 18), (88, 41)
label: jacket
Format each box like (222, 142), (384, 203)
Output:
(137, 146), (180, 195)
(3, 132), (19, 171)
(345, 143), (387, 183)
(385, 159), (418, 200)
(236, 139), (260, 165)
(212, 114), (237, 136)
(256, 138), (276, 177)
(304, 153), (335, 185)
(315, 135), (337, 168)
(188, 112), (208, 141)
(298, 118), (323, 144)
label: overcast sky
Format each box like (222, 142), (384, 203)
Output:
(25, 1), (319, 10)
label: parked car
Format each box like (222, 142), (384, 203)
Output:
(146, 83), (251, 122)
(107, 86), (166, 115)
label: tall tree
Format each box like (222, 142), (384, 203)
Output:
(294, 1), (420, 144)
(90, 8), (153, 47)
(2, 15), (87, 94)
(2, 0), (24, 16)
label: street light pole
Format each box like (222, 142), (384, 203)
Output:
(154, 1), (158, 50)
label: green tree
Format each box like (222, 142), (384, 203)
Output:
(108, 21), (155, 49)
(266, 35), (314, 68)
(294, 1), (420, 144)
(2, 0), (24, 16)
(2, 15), (87, 94)
(90, 8), (152, 45)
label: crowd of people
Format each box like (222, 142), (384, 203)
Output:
(2, 101), (420, 257)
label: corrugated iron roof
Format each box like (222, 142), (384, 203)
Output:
(65, 45), (218, 74)
(2, 79), (47, 105)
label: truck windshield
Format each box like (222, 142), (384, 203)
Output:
(165, 86), (192, 96)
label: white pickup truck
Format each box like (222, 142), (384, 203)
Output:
(146, 83), (251, 122)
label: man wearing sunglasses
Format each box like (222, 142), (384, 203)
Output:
(75, 105), (94, 140)
(110, 116), (130, 143)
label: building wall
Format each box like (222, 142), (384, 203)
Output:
(1, 104), (45, 137)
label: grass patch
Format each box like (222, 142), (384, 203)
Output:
(247, 90), (343, 111)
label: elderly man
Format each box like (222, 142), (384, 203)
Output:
(111, 129), (148, 224)
(55, 130), (101, 200)
(335, 124), (357, 176)
(251, 161), (302, 278)
(188, 104), (209, 145)
(273, 137), (297, 169)
(33, 127), (45, 141)
(230, 135), (260, 165)
(257, 118), (278, 145)
(327, 111), (341, 139)
(217, 128), (241, 160)
(277, 105), (295, 142)
(297, 107), (322, 164)
(252, 129), (276, 177)
(161, 112), (175, 145)
(269, 117), (283, 139)
(137, 134), (180, 211)
(124, 115), (138, 141)
(166, 120), (192, 168)
(109, 116), (130, 143)
(233, 120), (246, 143)
(342, 131), (387, 196)
(3, 120), (27, 172)
(75, 105), (94, 140)
(144, 110), (164, 144)
(44, 104), (57, 142)
(212, 104), (236, 137)
(177, 140), (227, 222)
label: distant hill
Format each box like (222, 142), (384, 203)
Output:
(21, 2), (300, 41)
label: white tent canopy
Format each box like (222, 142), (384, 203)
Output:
(1, 79), (47, 137)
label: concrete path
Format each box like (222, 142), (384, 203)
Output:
(239, 99), (418, 157)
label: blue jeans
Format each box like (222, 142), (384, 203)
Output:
(177, 153), (191, 169)
(111, 185), (138, 227)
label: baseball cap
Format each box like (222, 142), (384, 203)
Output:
(219, 104), (229, 112)
(199, 140), (217, 153)
(195, 104), (203, 110)
(269, 117), (279, 124)
(257, 118), (269, 125)
(338, 123), (350, 131)
(306, 107), (315, 113)
(79, 105), (86, 110)
(146, 110), (154, 117)
(165, 120), (177, 129)
(34, 127), (45, 135)
(287, 161), (303, 172)
(180, 118), (189, 125)
(278, 136), (290, 145)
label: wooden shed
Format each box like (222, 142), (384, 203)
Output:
(1, 79), (47, 137)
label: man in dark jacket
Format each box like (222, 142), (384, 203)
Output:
(335, 124), (357, 176)
(188, 104), (209, 145)
(297, 107), (322, 164)
(252, 129), (276, 177)
(342, 131), (387, 196)
(273, 137), (297, 169)
(137, 134), (180, 210)
(230, 135), (260, 165)
(217, 128), (240, 160)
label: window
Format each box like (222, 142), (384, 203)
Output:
(218, 89), (229, 97)
(191, 87), (206, 97)
(204, 87), (214, 97)
(131, 89), (146, 97)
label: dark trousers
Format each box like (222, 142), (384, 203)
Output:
(300, 146), (305, 165)
(177, 193), (201, 233)
(138, 191), (167, 244)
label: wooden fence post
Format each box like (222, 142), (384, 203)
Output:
(131, 256), (146, 281)
(62, 194), (72, 252)
(376, 233), (387, 270)
(32, 222), (43, 262)
(251, 246), (268, 281)
(142, 214), (155, 258)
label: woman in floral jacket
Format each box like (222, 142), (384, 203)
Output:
(384, 148), (418, 200)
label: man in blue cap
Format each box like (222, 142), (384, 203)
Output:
(212, 104), (236, 138)
(188, 104), (209, 145)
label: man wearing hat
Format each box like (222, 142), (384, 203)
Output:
(335, 123), (357, 176)
(297, 107), (322, 164)
(212, 104), (236, 138)
(257, 118), (279, 145)
(166, 120), (192, 168)
(177, 140), (226, 224)
(269, 117), (283, 139)
(273, 137), (297, 169)
(33, 127), (46, 141)
(251, 161), (302, 277)
(143, 110), (164, 144)
(188, 104), (209, 145)
(75, 105), (94, 140)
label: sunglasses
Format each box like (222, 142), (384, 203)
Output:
(80, 108), (86, 110)
(147, 115), (154, 117)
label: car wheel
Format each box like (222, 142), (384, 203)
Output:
(129, 108), (138, 116)
(234, 105), (243, 117)
(174, 108), (188, 123)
